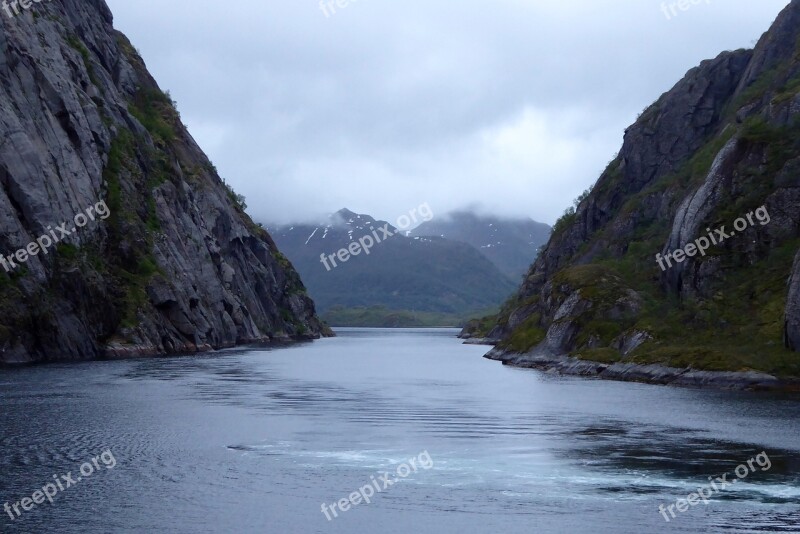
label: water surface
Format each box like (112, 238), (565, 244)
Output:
(1, 328), (799, 533)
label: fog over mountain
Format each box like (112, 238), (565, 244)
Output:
(411, 211), (552, 280)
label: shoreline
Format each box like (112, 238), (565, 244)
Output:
(481, 345), (800, 392)
(0, 334), (324, 367)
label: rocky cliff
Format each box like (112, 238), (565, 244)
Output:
(465, 0), (800, 383)
(0, 0), (329, 363)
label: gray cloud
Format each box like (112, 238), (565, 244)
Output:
(105, 0), (790, 225)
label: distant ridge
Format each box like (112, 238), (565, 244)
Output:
(411, 211), (551, 280)
(268, 208), (518, 324)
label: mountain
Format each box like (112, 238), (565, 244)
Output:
(0, 0), (328, 363)
(410, 211), (551, 280)
(463, 0), (800, 387)
(268, 209), (517, 324)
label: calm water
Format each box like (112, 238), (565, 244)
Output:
(1, 328), (799, 533)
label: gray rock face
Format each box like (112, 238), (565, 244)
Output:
(0, 0), (329, 363)
(787, 251), (800, 351)
(661, 136), (747, 295)
(622, 50), (753, 192)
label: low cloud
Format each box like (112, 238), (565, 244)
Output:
(106, 0), (789, 225)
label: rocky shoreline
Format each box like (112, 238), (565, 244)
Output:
(481, 345), (800, 392)
(0, 334), (324, 366)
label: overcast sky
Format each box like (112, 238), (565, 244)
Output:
(105, 0), (790, 226)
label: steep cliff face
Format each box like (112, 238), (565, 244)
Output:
(788, 251), (800, 351)
(467, 0), (800, 379)
(0, 0), (329, 363)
